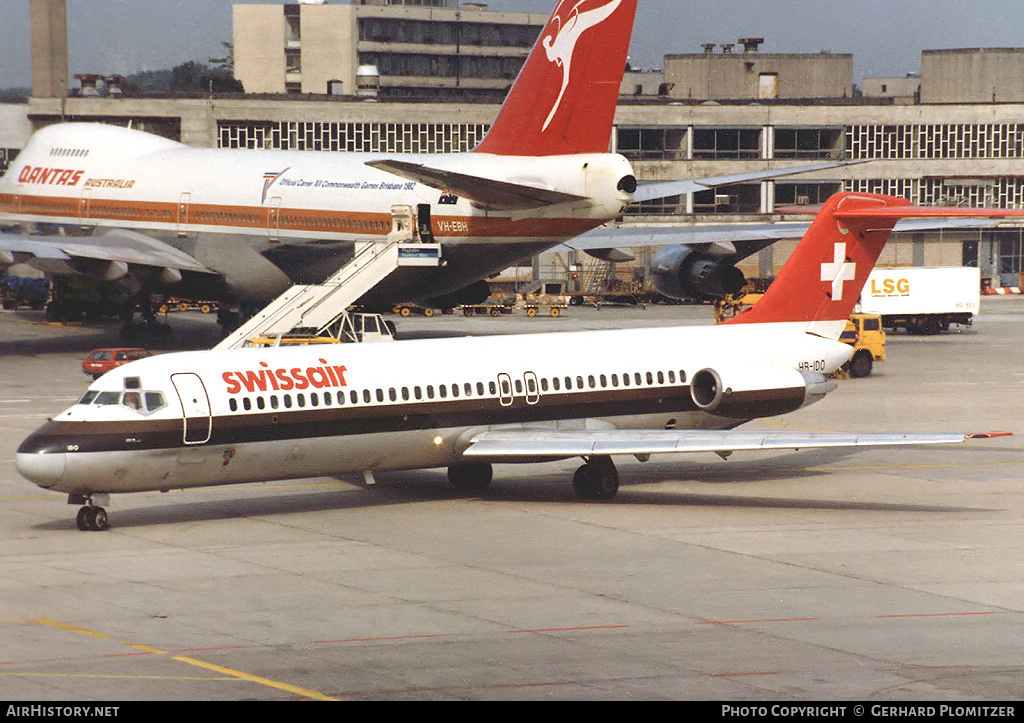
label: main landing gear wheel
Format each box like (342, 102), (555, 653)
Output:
(76, 505), (109, 532)
(572, 456), (619, 500)
(447, 462), (493, 494)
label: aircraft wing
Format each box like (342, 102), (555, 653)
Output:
(633, 160), (859, 203)
(365, 159), (588, 211)
(461, 427), (990, 459)
(0, 229), (216, 280)
(368, 159), (857, 211)
(561, 215), (1022, 262)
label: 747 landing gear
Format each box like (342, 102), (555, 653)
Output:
(70, 493), (111, 531)
(572, 456), (619, 500)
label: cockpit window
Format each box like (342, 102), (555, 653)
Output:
(81, 389), (168, 415)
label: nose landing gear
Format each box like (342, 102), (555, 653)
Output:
(70, 493), (111, 531)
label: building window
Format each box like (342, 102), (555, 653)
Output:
(773, 127), (844, 159)
(285, 49), (301, 76)
(692, 183), (761, 215)
(775, 182), (843, 207)
(693, 127), (761, 160)
(846, 123), (1024, 160)
(219, 120), (489, 153)
(616, 127), (688, 160)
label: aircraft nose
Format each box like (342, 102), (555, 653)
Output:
(16, 452), (67, 488)
(15, 437), (67, 489)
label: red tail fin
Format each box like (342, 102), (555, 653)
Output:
(474, 0), (637, 156)
(724, 192), (1024, 335)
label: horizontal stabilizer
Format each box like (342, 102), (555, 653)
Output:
(366, 159), (588, 211)
(633, 160), (861, 203)
(724, 192), (1024, 332)
(461, 428), (974, 459)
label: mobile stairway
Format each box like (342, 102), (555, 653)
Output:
(215, 206), (441, 349)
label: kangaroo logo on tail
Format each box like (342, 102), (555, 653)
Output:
(541, 0), (623, 131)
(474, 0), (637, 156)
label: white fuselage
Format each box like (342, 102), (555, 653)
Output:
(16, 321), (851, 496)
(0, 123), (635, 304)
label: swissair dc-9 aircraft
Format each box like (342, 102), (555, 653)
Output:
(0, 0), (845, 332)
(16, 192), (1019, 531)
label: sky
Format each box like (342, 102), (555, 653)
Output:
(2, 0), (1024, 90)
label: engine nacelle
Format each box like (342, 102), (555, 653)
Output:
(690, 366), (835, 418)
(649, 244), (747, 300)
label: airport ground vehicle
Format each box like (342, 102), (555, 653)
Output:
(858, 266), (980, 334)
(839, 313), (886, 378)
(1, 276), (48, 310)
(245, 312), (395, 346)
(242, 336), (341, 348)
(461, 294), (516, 317)
(156, 298), (216, 314)
(82, 348), (153, 379)
(391, 304), (454, 318)
(519, 279), (569, 317)
(47, 276), (131, 323)
(341, 312), (395, 342)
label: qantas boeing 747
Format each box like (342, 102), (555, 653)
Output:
(15, 192), (1020, 530)
(0, 0), (850, 335)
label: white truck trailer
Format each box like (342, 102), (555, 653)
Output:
(857, 266), (980, 334)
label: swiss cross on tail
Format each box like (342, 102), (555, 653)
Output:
(724, 192), (1024, 338)
(820, 242), (857, 301)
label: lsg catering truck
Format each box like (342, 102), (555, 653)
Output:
(857, 266), (980, 334)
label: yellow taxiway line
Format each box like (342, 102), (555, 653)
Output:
(5, 618), (338, 701)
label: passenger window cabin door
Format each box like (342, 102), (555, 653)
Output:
(523, 371), (539, 405)
(497, 373), (513, 406)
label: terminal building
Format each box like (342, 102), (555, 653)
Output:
(7, 0), (1024, 286)
(232, 0), (546, 100)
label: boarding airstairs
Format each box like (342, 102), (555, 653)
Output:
(215, 206), (441, 349)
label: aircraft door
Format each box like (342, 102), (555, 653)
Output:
(267, 196), (282, 243)
(171, 372), (212, 445)
(497, 373), (513, 406)
(523, 371), (539, 405)
(78, 188), (92, 224)
(416, 203), (434, 243)
(177, 192), (191, 237)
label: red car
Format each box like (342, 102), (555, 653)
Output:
(82, 348), (153, 379)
